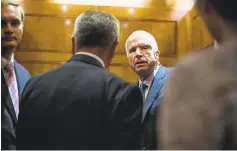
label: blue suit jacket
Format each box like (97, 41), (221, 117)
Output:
(2, 60), (31, 150)
(141, 64), (171, 150)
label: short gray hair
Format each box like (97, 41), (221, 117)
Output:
(72, 10), (120, 48)
(2, 0), (25, 22)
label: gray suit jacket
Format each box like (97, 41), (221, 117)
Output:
(1, 60), (31, 150)
(158, 40), (237, 150)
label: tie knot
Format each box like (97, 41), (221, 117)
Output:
(5, 61), (14, 73)
(140, 82), (148, 90)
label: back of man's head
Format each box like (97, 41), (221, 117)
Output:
(195, 0), (237, 43)
(208, 0), (237, 22)
(72, 10), (120, 49)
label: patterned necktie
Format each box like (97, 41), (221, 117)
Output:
(140, 82), (148, 102)
(5, 61), (19, 118)
(5, 61), (14, 85)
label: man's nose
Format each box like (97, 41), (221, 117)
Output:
(3, 23), (14, 34)
(135, 48), (142, 56)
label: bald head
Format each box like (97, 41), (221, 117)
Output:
(125, 30), (159, 55)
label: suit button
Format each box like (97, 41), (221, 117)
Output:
(141, 146), (147, 150)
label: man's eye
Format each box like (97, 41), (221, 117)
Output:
(11, 20), (20, 27)
(141, 45), (151, 50)
(129, 48), (136, 53)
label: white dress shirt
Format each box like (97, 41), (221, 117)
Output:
(3, 54), (20, 117)
(11, 54), (19, 91)
(139, 65), (159, 102)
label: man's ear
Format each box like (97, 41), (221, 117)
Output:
(112, 41), (119, 50)
(111, 41), (119, 57)
(72, 37), (75, 55)
(110, 41), (118, 56)
(154, 50), (160, 59)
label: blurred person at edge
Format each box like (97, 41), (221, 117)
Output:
(158, 0), (237, 149)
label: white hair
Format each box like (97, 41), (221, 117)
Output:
(125, 30), (159, 55)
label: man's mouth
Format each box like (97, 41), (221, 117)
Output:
(135, 60), (147, 65)
(2, 37), (16, 41)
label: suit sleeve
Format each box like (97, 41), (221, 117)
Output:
(107, 83), (143, 150)
(17, 77), (36, 149)
(19, 76), (35, 110)
(158, 62), (224, 150)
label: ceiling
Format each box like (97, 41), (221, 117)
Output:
(148, 0), (195, 11)
(15, 0), (194, 11)
(18, 0), (193, 11)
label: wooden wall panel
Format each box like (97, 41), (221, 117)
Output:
(175, 8), (213, 56)
(21, 0), (177, 21)
(17, 16), (177, 82)
(109, 66), (138, 83)
(21, 63), (60, 76)
(119, 20), (176, 56)
(21, 16), (176, 56)
(176, 11), (192, 58)
(15, 1), (178, 82)
(21, 16), (74, 52)
(16, 51), (176, 80)
(192, 16), (213, 50)
(15, 51), (71, 63)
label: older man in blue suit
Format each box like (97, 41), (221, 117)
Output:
(1, 1), (31, 150)
(125, 30), (171, 150)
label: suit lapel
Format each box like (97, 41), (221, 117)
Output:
(14, 61), (24, 95)
(5, 95), (17, 125)
(142, 65), (167, 121)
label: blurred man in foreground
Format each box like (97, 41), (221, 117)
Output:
(158, 0), (237, 149)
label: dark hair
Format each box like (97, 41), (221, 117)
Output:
(73, 10), (120, 48)
(209, 0), (237, 21)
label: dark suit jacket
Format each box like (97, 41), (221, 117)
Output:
(141, 64), (171, 150)
(1, 60), (31, 150)
(17, 54), (143, 150)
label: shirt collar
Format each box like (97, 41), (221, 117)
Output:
(75, 52), (105, 68)
(139, 64), (159, 88)
(11, 53), (14, 63)
(1, 54), (14, 69)
(214, 41), (219, 49)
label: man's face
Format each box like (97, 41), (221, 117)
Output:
(126, 36), (158, 78)
(1, 5), (23, 51)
